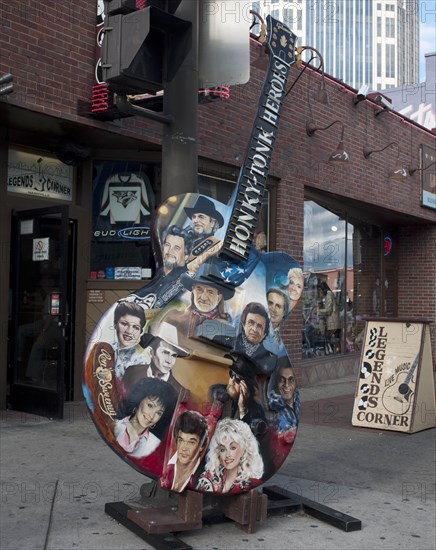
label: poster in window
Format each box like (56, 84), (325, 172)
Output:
(92, 161), (158, 243)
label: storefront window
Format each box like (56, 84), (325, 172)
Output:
(302, 200), (382, 359)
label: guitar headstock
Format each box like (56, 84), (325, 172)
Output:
(220, 16), (297, 266)
(265, 15), (297, 66)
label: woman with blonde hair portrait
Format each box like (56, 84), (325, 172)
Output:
(287, 267), (304, 311)
(196, 418), (264, 494)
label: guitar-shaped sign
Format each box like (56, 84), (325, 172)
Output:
(382, 355), (419, 415)
(83, 16), (301, 495)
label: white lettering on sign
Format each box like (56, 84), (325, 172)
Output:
(7, 149), (73, 202)
(224, 56), (291, 260)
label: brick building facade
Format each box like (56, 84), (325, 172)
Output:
(1, 1), (435, 415)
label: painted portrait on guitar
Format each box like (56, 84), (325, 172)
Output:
(154, 193), (228, 275)
(160, 405), (221, 493)
(83, 212), (305, 488)
(83, 14), (303, 493)
(196, 418), (264, 494)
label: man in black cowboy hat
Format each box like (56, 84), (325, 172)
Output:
(181, 272), (234, 321)
(184, 196), (225, 272)
(208, 354), (276, 478)
(184, 196), (224, 244)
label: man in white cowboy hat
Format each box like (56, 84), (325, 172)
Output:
(122, 322), (189, 397)
(184, 196), (225, 272)
(161, 272), (237, 351)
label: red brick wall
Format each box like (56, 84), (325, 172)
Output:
(1, 2), (96, 115)
(398, 225), (436, 322)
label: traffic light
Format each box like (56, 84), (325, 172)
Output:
(101, 5), (192, 95)
(105, 0), (137, 15)
(0, 73), (13, 96)
(106, 1), (183, 15)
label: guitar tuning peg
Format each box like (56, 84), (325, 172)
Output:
(295, 46), (305, 69)
(259, 21), (267, 43)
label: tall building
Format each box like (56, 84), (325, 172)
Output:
(253, 0), (419, 90)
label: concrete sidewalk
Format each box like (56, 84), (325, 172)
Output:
(1, 375), (435, 550)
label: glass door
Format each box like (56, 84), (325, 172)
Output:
(8, 206), (71, 418)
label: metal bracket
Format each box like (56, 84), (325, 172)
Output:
(116, 94), (173, 125)
(263, 485), (362, 532)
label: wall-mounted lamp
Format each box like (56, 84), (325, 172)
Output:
(55, 139), (91, 166)
(363, 142), (397, 159)
(0, 73), (13, 96)
(306, 120), (350, 162)
(363, 142), (407, 180)
(408, 161), (436, 176)
(353, 84), (369, 106)
(388, 166), (408, 181)
(296, 46), (328, 104)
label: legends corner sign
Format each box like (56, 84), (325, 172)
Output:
(352, 318), (436, 433)
(7, 149), (74, 202)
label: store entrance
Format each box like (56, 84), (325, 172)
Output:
(8, 206), (76, 419)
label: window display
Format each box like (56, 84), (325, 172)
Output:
(303, 199), (384, 359)
(90, 161), (158, 278)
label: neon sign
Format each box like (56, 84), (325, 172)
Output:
(384, 236), (393, 256)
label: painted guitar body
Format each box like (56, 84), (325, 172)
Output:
(382, 372), (415, 415)
(83, 16), (300, 495)
(381, 354), (418, 415)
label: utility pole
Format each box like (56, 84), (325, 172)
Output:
(161, 0), (198, 201)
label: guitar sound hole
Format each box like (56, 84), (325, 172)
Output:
(398, 383), (409, 395)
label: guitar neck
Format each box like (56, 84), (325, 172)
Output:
(404, 354), (419, 384)
(221, 16), (296, 262)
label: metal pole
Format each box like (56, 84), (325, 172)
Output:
(161, 0), (199, 202)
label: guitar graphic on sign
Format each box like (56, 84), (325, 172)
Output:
(83, 16), (301, 494)
(382, 355), (419, 415)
